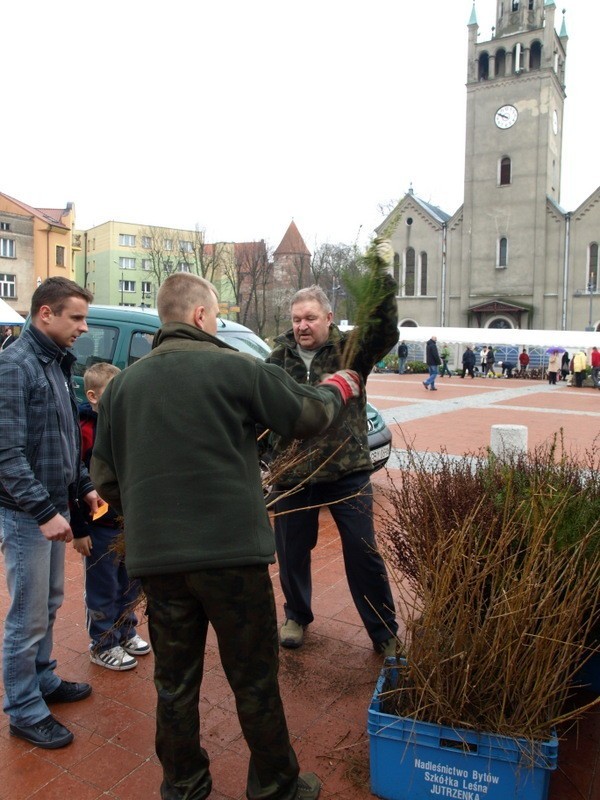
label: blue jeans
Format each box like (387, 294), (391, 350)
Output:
(397, 357), (407, 374)
(424, 365), (439, 387)
(85, 524), (140, 653)
(0, 507), (65, 725)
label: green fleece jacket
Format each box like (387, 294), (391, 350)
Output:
(90, 322), (344, 577)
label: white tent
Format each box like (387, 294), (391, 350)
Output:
(398, 326), (600, 352)
(0, 298), (25, 325)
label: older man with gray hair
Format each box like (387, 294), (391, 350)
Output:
(266, 241), (399, 656)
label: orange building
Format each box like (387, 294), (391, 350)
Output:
(0, 191), (79, 318)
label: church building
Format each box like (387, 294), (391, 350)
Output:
(378, 0), (600, 332)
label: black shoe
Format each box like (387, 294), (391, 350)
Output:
(10, 714), (74, 749)
(295, 772), (321, 800)
(422, 381), (429, 390)
(43, 680), (92, 704)
(430, 387), (438, 391)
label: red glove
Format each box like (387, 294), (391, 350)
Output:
(319, 370), (362, 403)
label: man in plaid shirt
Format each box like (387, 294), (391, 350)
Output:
(0, 277), (99, 749)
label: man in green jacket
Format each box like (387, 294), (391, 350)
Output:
(266, 243), (399, 655)
(91, 272), (362, 800)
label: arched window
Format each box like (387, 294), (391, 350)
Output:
(495, 49), (506, 77)
(528, 0), (535, 9)
(405, 248), (415, 296)
(498, 237), (508, 267)
(529, 41), (542, 70)
(589, 243), (598, 287)
(393, 252), (400, 286)
(500, 157), (511, 186)
(488, 317), (513, 329)
(420, 252), (428, 296)
(478, 52), (489, 81)
(512, 0), (519, 11)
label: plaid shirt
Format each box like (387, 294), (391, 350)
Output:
(0, 327), (93, 524)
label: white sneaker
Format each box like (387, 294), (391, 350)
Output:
(90, 645), (137, 671)
(122, 634), (151, 655)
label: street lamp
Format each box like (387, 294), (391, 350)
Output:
(587, 271), (596, 331)
(332, 282), (342, 317)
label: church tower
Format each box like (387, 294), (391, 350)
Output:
(459, 0), (568, 328)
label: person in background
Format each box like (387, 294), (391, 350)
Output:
(573, 350), (588, 387)
(91, 272), (362, 800)
(0, 277), (98, 750)
(397, 340), (408, 375)
(561, 351), (570, 382)
(439, 343), (452, 377)
(547, 351), (561, 385)
(480, 346), (488, 376)
(501, 361), (516, 378)
(266, 242), (399, 657)
(485, 345), (496, 377)
(423, 336), (441, 391)
(72, 362), (150, 671)
(460, 345), (476, 379)
(591, 346), (600, 389)
(519, 348), (530, 376)
(0, 326), (16, 350)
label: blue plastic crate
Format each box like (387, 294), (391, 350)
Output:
(368, 664), (558, 800)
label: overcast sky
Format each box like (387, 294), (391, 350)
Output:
(3, 1), (598, 252)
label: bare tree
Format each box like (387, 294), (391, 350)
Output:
(222, 241), (272, 335)
(287, 252), (311, 291)
(136, 227), (180, 293)
(271, 286), (296, 337)
(177, 227), (231, 285)
(309, 242), (361, 320)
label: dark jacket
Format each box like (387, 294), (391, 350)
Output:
(462, 348), (476, 367)
(90, 322), (346, 577)
(486, 348), (495, 366)
(397, 342), (408, 358)
(266, 277), (399, 485)
(0, 327), (93, 523)
(425, 338), (441, 367)
(70, 402), (120, 536)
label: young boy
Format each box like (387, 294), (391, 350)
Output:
(73, 363), (150, 670)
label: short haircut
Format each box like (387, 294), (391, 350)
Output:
(84, 362), (121, 393)
(157, 273), (218, 323)
(290, 285), (331, 315)
(31, 277), (93, 317)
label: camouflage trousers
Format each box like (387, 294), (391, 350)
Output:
(142, 565), (299, 800)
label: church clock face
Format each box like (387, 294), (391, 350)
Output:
(494, 105), (518, 129)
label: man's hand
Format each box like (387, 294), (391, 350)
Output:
(73, 536), (93, 557)
(374, 238), (394, 268)
(40, 513), (73, 543)
(319, 369), (363, 403)
(83, 490), (100, 516)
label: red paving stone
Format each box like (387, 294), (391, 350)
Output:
(0, 372), (599, 799)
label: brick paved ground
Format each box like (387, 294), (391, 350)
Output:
(0, 373), (598, 799)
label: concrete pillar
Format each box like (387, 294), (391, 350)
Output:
(490, 424), (528, 458)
